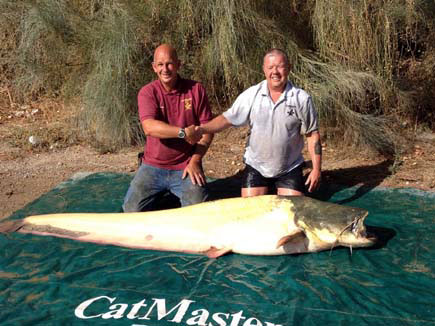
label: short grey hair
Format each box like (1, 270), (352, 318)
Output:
(263, 48), (289, 67)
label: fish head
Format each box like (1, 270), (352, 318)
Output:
(330, 211), (377, 248)
(285, 196), (377, 251)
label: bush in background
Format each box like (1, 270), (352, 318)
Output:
(1, 0), (434, 155)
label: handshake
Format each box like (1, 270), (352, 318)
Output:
(183, 125), (205, 145)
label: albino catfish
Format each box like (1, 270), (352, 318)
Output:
(0, 195), (376, 258)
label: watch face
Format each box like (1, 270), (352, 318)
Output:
(178, 128), (186, 138)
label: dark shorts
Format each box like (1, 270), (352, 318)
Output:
(242, 164), (306, 193)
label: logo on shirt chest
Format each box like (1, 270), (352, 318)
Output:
(286, 105), (296, 116)
(182, 98), (192, 111)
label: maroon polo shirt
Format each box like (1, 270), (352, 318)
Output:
(138, 77), (212, 170)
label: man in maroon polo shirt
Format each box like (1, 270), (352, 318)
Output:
(123, 44), (214, 212)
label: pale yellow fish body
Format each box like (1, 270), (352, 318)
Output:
(3, 195), (375, 257)
(23, 196), (298, 255)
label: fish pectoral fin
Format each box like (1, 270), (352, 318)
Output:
(276, 230), (306, 249)
(205, 246), (232, 259)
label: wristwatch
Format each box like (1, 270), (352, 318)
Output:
(178, 128), (186, 139)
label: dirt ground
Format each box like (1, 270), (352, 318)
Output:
(1, 110), (434, 220)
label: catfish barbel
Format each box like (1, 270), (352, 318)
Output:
(0, 195), (376, 258)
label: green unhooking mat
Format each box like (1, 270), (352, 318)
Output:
(0, 172), (434, 326)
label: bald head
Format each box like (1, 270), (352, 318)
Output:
(152, 44), (181, 91)
(153, 44), (178, 62)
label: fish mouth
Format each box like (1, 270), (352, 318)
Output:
(354, 216), (377, 242)
(364, 230), (378, 244)
(338, 211), (377, 247)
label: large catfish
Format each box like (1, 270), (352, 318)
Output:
(0, 195), (376, 258)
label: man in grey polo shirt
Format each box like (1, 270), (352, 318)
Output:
(196, 48), (322, 197)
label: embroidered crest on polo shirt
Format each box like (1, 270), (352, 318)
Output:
(286, 105), (296, 116)
(182, 98), (192, 110)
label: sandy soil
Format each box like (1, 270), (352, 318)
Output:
(1, 118), (434, 220)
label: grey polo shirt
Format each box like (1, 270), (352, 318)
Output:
(223, 80), (318, 178)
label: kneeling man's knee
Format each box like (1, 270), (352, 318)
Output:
(180, 184), (208, 207)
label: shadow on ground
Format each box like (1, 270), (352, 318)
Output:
(151, 160), (394, 210)
(364, 225), (397, 251)
(311, 159), (394, 203)
(207, 159), (394, 203)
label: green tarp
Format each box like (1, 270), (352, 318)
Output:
(1, 172), (434, 326)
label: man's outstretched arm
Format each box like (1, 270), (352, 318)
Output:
(194, 115), (233, 138)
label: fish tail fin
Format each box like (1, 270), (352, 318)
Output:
(0, 220), (24, 233)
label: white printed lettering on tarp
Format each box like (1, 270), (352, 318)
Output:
(75, 296), (282, 326)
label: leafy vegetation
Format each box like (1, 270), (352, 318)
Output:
(1, 0), (434, 155)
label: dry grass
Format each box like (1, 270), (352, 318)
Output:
(0, 0), (434, 156)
